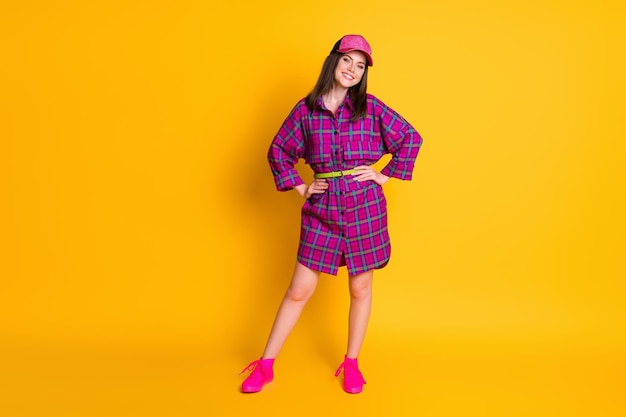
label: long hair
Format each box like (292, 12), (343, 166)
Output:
(305, 52), (369, 122)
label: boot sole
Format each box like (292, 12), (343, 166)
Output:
(241, 378), (273, 393)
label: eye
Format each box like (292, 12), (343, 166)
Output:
(357, 64), (365, 70)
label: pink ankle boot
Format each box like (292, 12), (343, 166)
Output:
(240, 358), (274, 393)
(334, 355), (367, 394)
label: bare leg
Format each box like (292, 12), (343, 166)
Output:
(346, 270), (373, 358)
(262, 262), (320, 359)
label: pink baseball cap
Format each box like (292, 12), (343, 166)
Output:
(331, 34), (374, 66)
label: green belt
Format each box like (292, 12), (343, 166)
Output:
(313, 168), (360, 179)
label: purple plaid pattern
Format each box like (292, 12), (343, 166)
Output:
(268, 94), (422, 276)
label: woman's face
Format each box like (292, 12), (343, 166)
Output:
(334, 51), (367, 89)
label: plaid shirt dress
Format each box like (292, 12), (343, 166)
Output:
(268, 94), (422, 276)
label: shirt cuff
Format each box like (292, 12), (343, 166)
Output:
(274, 168), (304, 191)
(381, 160), (414, 181)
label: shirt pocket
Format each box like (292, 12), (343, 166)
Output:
(303, 131), (332, 164)
(343, 140), (384, 161)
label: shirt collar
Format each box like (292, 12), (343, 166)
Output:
(344, 95), (355, 111)
(316, 94), (355, 112)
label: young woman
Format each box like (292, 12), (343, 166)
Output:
(240, 34), (423, 394)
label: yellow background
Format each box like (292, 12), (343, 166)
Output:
(1, 1), (624, 416)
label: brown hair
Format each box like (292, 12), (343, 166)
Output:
(305, 52), (369, 122)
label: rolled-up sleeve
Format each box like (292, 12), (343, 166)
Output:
(268, 102), (307, 191)
(374, 98), (423, 180)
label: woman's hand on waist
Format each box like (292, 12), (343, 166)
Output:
(295, 179), (328, 199)
(351, 165), (390, 186)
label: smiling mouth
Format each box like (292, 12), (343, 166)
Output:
(343, 73), (355, 80)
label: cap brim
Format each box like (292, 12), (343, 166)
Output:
(336, 47), (373, 66)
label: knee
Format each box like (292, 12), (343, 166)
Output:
(349, 280), (372, 302)
(285, 284), (315, 303)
